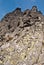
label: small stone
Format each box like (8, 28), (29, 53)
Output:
(1, 43), (10, 49)
(20, 52), (26, 60)
(0, 60), (3, 64)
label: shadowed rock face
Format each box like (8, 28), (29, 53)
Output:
(0, 6), (44, 65)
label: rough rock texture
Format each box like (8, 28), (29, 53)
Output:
(0, 6), (44, 65)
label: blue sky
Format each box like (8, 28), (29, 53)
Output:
(0, 0), (44, 20)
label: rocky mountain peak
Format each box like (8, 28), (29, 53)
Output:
(0, 6), (44, 65)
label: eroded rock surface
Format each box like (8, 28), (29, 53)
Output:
(0, 6), (44, 65)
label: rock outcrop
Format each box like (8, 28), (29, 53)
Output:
(0, 6), (44, 65)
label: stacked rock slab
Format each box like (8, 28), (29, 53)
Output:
(0, 6), (44, 65)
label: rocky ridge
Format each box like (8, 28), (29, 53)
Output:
(0, 6), (44, 65)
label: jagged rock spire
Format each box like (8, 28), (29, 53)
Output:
(31, 6), (38, 12)
(13, 8), (21, 14)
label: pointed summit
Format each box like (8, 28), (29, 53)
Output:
(15, 8), (21, 11)
(31, 6), (38, 12)
(13, 8), (23, 16)
(13, 8), (21, 14)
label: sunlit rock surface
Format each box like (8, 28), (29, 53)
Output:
(0, 6), (44, 65)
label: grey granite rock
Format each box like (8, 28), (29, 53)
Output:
(0, 6), (44, 65)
